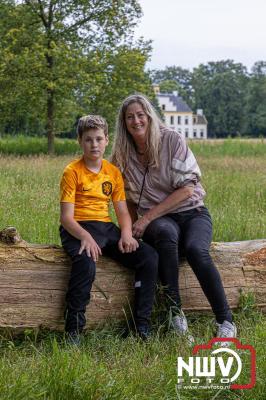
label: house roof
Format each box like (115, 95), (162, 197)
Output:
(158, 93), (192, 112)
(194, 115), (207, 124)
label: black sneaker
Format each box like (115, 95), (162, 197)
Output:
(66, 331), (81, 347)
(136, 325), (151, 341)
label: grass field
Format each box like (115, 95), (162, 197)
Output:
(0, 138), (266, 399)
(0, 134), (265, 157)
(0, 135), (81, 156)
(0, 141), (265, 244)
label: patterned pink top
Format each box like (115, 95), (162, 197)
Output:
(123, 127), (206, 216)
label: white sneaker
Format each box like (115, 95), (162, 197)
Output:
(171, 310), (194, 344)
(171, 310), (188, 334)
(216, 320), (237, 347)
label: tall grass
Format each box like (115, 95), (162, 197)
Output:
(0, 149), (265, 244)
(1, 135), (266, 157)
(189, 138), (266, 157)
(0, 135), (80, 155)
(199, 156), (266, 241)
(0, 307), (265, 399)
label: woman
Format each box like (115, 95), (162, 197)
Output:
(111, 94), (236, 340)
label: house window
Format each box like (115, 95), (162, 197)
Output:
(162, 104), (165, 110)
(178, 116), (181, 124)
(185, 129), (189, 138)
(200, 130), (204, 138)
(193, 117), (196, 124)
(185, 116), (189, 125)
(193, 130), (197, 138)
(170, 115), (174, 125)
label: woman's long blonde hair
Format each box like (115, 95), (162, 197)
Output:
(111, 94), (164, 171)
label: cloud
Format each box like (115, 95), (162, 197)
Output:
(136, 0), (266, 69)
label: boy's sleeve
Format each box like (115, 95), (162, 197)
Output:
(112, 168), (126, 202)
(60, 167), (77, 203)
(171, 133), (201, 188)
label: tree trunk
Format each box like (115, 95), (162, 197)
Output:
(46, 40), (55, 155)
(0, 231), (265, 330)
(47, 87), (55, 154)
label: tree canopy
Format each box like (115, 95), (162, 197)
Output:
(150, 66), (193, 107)
(150, 60), (266, 137)
(1, 2), (266, 141)
(243, 61), (266, 137)
(192, 60), (248, 137)
(0, 0), (153, 151)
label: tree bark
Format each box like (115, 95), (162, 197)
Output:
(0, 234), (265, 330)
(46, 32), (55, 155)
(47, 87), (55, 154)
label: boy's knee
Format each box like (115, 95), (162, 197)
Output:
(72, 252), (96, 282)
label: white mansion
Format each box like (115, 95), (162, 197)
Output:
(155, 87), (208, 139)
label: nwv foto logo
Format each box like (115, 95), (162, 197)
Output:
(177, 338), (256, 390)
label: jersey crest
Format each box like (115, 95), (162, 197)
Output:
(102, 181), (112, 196)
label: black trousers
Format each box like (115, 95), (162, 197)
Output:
(143, 207), (232, 324)
(60, 221), (158, 333)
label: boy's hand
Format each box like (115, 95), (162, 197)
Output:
(79, 234), (102, 262)
(118, 232), (139, 253)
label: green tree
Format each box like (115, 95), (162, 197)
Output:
(0, 0), (151, 152)
(192, 60), (248, 137)
(157, 79), (179, 94)
(79, 41), (153, 137)
(149, 66), (193, 106)
(243, 61), (266, 137)
(0, 1), (46, 135)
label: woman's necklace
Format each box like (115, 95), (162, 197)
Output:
(135, 143), (147, 156)
(135, 144), (148, 167)
(136, 153), (148, 170)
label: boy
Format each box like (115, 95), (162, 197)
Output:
(60, 115), (158, 343)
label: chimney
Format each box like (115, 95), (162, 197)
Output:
(197, 109), (203, 116)
(173, 90), (178, 97)
(152, 84), (160, 95)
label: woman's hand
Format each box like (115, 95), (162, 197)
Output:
(132, 216), (150, 238)
(118, 232), (139, 253)
(79, 234), (102, 262)
(131, 187), (195, 238)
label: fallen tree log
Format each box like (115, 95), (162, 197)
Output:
(0, 227), (265, 330)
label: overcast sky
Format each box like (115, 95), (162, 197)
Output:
(135, 0), (266, 71)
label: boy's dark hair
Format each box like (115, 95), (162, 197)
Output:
(77, 115), (108, 138)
